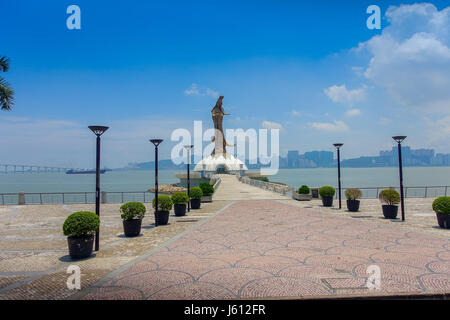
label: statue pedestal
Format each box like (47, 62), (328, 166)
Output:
(194, 154), (248, 175)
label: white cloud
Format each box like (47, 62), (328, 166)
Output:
(358, 3), (450, 114)
(184, 83), (200, 96)
(184, 83), (219, 98)
(309, 120), (349, 132)
(261, 121), (284, 131)
(324, 84), (367, 105)
(345, 109), (361, 117)
(205, 88), (219, 98)
(291, 109), (301, 116)
(379, 117), (392, 125)
(424, 115), (450, 149)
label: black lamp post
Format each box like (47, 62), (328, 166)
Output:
(88, 126), (109, 251)
(393, 136), (407, 221)
(150, 139), (163, 225)
(333, 143), (344, 209)
(184, 145), (193, 212)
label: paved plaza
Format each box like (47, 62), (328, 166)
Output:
(80, 199), (450, 299)
(0, 174), (449, 299)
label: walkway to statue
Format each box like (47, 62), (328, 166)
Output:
(79, 175), (450, 299)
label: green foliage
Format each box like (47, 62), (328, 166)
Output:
(171, 192), (189, 204)
(319, 186), (335, 197)
(120, 202), (146, 220)
(199, 182), (214, 196)
(432, 197), (450, 215)
(297, 185), (310, 195)
(0, 56), (14, 111)
(152, 195), (173, 211)
(379, 189), (401, 205)
(63, 211), (100, 238)
(345, 188), (362, 200)
(252, 176), (269, 182)
(189, 187), (203, 199)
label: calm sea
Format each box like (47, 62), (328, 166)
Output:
(0, 167), (449, 193)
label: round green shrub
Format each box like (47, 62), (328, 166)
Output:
(63, 211), (100, 238)
(345, 188), (362, 200)
(189, 187), (203, 199)
(298, 185), (310, 195)
(379, 189), (400, 206)
(319, 186), (335, 197)
(120, 202), (146, 220)
(152, 195), (173, 211)
(199, 182), (214, 196)
(171, 192), (189, 204)
(432, 197), (450, 215)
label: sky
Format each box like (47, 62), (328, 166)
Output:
(0, 0), (449, 168)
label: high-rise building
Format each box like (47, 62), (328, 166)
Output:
(287, 150), (299, 168)
(305, 151), (333, 167)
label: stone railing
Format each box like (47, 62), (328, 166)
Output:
(239, 176), (293, 197)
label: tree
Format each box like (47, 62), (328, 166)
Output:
(0, 56), (14, 111)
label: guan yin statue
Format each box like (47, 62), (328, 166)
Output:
(194, 96), (248, 174)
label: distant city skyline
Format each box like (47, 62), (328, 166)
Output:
(123, 145), (450, 170)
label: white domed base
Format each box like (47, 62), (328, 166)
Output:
(194, 154), (248, 173)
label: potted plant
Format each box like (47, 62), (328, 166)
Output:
(432, 197), (450, 229)
(152, 195), (173, 226)
(172, 192), (189, 216)
(345, 188), (362, 212)
(379, 189), (400, 219)
(293, 185), (312, 201)
(199, 182), (214, 203)
(63, 211), (100, 259)
(189, 187), (203, 209)
(319, 186), (335, 207)
(120, 202), (146, 237)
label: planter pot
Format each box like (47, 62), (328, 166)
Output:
(201, 195), (213, 203)
(191, 198), (201, 209)
(321, 196), (333, 207)
(67, 235), (94, 259)
(436, 212), (450, 229)
(347, 200), (360, 212)
(123, 219), (142, 237)
(293, 193), (312, 201)
(154, 211), (170, 226)
(311, 188), (319, 199)
(174, 203), (187, 217)
(382, 205), (398, 219)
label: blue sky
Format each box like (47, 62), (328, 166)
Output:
(1, 1), (449, 168)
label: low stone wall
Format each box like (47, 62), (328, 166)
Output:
(239, 176), (293, 196)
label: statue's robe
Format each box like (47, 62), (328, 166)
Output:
(211, 96), (228, 155)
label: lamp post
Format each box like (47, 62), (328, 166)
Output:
(393, 136), (407, 221)
(184, 145), (193, 212)
(333, 143), (344, 209)
(150, 139), (163, 225)
(88, 126), (109, 251)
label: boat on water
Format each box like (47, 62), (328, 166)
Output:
(66, 169), (107, 175)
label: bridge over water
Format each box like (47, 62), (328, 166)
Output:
(0, 164), (74, 174)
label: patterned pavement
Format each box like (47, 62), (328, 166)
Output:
(80, 200), (450, 300)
